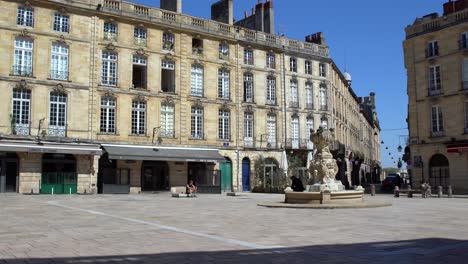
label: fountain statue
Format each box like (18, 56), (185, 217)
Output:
(308, 127), (345, 192)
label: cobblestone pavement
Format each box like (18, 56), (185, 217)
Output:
(1, 193), (468, 263)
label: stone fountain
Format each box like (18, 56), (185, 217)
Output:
(284, 128), (365, 205)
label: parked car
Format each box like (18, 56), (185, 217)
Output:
(381, 173), (402, 191)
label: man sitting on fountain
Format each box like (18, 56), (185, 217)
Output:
(290, 175), (305, 192)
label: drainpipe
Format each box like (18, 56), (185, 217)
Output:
(235, 37), (241, 193)
(282, 45), (287, 150)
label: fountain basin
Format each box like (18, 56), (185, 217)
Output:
(284, 190), (364, 205)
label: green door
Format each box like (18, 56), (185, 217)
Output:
(220, 161), (232, 192)
(41, 173), (77, 194)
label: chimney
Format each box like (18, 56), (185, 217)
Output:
(263, 0), (274, 34)
(211, 0), (233, 25)
(443, 0), (468, 15)
(255, 1), (265, 32)
(369, 92), (376, 109)
(160, 0), (182, 13)
(305, 32), (326, 45)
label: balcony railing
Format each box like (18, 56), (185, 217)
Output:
(101, 77), (118, 87)
(48, 126), (66, 137)
(160, 130), (175, 139)
(50, 70), (69, 81)
(244, 97), (254, 103)
(13, 123), (30, 136)
(244, 137), (255, 148)
(305, 103), (314, 109)
(266, 99), (277, 105)
(134, 37), (147, 46)
(104, 32), (118, 42)
(134, 5), (149, 16)
(431, 131), (445, 137)
(192, 47), (204, 56)
(320, 105), (329, 111)
(12, 65), (33, 77)
(104, 0), (120, 10)
(191, 133), (205, 140)
(428, 88), (442, 96)
(289, 101), (299, 108)
(285, 138), (311, 150)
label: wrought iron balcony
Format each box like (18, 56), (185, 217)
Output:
(103, 32), (118, 42)
(244, 97), (254, 103)
(285, 138), (310, 150)
(428, 88), (442, 96)
(101, 77), (118, 87)
(134, 37), (147, 46)
(50, 70), (69, 81)
(320, 105), (329, 111)
(48, 126), (67, 137)
(12, 65), (33, 77)
(431, 131), (445, 137)
(190, 133), (205, 140)
(305, 103), (314, 109)
(266, 99), (277, 105)
(12, 123), (30, 136)
(289, 101), (299, 108)
(244, 137), (255, 148)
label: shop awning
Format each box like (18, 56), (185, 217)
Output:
(0, 140), (102, 155)
(102, 144), (226, 163)
(447, 143), (468, 153)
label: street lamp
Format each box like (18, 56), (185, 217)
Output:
(397, 145), (403, 152)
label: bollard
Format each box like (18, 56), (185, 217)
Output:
(438, 186), (443, 198)
(448, 186), (453, 198)
(69, 188), (72, 196)
(51, 187), (54, 196)
(394, 186), (400, 198)
(407, 185), (413, 198)
(371, 184), (376, 196)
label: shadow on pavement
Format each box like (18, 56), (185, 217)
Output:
(1, 238), (467, 264)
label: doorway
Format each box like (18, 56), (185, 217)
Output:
(242, 158), (250, 192)
(141, 161), (169, 191)
(220, 158), (232, 192)
(41, 154), (77, 194)
(0, 153), (19, 193)
(429, 154), (450, 190)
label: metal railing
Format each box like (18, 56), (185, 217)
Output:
(289, 101), (299, 108)
(48, 126), (67, 137)
(12, 65), (33, 77)
(431, 131), (445, 137)
(101, 77), (118, 86)
(428, 88), (442, 96)
(50, 70), (69, 81)
(305, 103), (314, 109)
(244, 137), (255, 148)
(134, 37), (147, 46)
(285, 138), (310, 149)
(103, 32), (118, 42)
(266, 99), (277, 105)
(12, 123), (30, 136)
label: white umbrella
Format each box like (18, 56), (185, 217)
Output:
(280, 150), (289, 177)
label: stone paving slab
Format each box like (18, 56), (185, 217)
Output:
(0, 193), (468, 263)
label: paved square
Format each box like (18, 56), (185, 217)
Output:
(1, 193), (468, 263)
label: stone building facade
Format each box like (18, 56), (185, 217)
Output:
(0, 0), (380, 194)
(404, 0), (468, 193)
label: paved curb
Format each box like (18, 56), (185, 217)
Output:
(257, 201), (392, 209)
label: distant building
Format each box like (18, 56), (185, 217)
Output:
(0, 0), (380, 194)
(404, 0), (468, 193)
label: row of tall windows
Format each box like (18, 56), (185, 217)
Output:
(428, 59), (468, 95)
(17, 7), (69, 33)
(289, 57), (327, 77)
(11, 89), (67, 136)
(13, 38), (69, 80)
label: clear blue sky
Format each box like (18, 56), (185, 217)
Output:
(133, 0), (447, 168)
